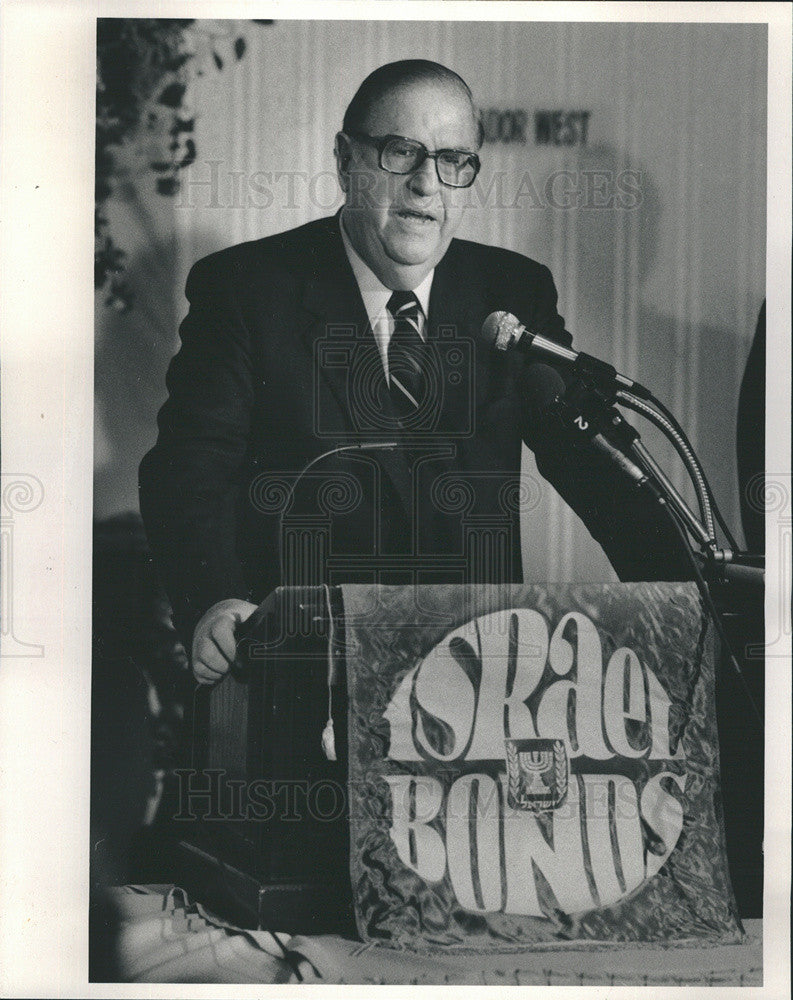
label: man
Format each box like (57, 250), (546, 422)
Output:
(140, 60), (688, 685)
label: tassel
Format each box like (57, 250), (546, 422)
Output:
(321, 716), (336, 761)
(321, 584), (337, 761)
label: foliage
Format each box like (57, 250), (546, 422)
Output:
(96, 19), (270, 311)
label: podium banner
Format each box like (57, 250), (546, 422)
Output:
(342, 583), (743, 949)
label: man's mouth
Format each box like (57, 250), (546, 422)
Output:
(395, 208), (438, 224)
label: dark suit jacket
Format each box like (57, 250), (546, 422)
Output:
(139, 213), (689, 645)
(737, 300), (765, 554)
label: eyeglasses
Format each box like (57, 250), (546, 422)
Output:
(346, 131), (481, 189)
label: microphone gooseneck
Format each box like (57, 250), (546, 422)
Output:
(275, 441), (400, 589)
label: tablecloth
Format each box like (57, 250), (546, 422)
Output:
(103, 884), (762, 986)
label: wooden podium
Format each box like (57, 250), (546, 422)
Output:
(176, 586), (353, 934)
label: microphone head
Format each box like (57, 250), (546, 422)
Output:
(522, 362), (566, 420)
(481, 311), (524, 351)
(521, 362), (566, 451)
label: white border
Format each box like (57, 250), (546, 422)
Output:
(0, 2), (790, 997)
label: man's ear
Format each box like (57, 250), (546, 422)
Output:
(334, 132), (352, 193)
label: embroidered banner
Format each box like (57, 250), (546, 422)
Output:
(342, 583), (743, 949)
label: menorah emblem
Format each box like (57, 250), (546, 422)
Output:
(505, 738), (568, 812)
(519, 749), (553, 795)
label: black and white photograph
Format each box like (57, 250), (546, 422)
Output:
(0, 2), (791, 995)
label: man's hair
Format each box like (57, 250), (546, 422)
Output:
(342, 60), (484, 148)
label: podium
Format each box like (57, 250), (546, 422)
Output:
(178, 586), (352, 934)
(174, 582), (762, 940)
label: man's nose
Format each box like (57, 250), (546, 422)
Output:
(407, 155), (440, 197)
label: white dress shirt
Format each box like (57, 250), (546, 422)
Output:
(340, 212), (433, 382)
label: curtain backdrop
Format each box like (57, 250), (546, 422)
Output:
(95, 19), (767, 583)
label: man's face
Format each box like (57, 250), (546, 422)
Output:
(337, 79), (480, 288)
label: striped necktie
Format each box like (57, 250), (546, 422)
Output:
(387, 290), (427, 419)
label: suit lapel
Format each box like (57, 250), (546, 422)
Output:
(297, 215), (370, 425)
(297, 216), (415, 516)
(428, 243), (491, 433)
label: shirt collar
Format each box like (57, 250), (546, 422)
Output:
(340, 210), (433, 324)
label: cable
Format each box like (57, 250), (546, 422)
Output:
(646, 391), (738, 549)
(617, 390), (715, 542)
(641, 470), (764, 731)
(321, 583), (337, 761)
(645, 390), (740, 552)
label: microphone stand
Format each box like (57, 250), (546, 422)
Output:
(553, 377), (763, 728)
(558, 379), (763, 577)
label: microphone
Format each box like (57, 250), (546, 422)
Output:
(522, 363), (651, 490)
(482, 311), (652, 400)
(522, 360), (567, 419)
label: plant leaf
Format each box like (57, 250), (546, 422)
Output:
(158, 82), (186, 108)
(156, 176), (180, 196)
(180, 139), (196, 168)
(171, 117), (195, 134)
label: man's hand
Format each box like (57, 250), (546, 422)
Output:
(191, 598), (258, 685)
